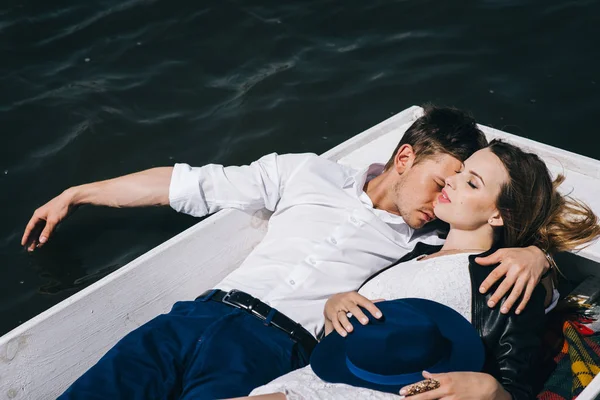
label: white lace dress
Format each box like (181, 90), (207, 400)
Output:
(249, 253), (474, 399)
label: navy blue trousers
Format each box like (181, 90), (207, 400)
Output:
(59, 299), (309, 400)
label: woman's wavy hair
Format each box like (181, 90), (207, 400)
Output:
(489, 139), (600, 254)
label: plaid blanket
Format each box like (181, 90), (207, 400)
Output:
(537, 320), (600, 399)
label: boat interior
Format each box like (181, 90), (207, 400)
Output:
(2, 106), (600, 399)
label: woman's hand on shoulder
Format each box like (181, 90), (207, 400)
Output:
(400, 371), (511, 400)
(323, 291), (383, 337)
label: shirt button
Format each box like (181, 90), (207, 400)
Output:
(307, 258), (316, 265)
(330, 238), (337, 245)
(289, 279), (295, 285)
(350, 216), (358, 223)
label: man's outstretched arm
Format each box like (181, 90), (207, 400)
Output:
(22, 152), (309, 251)
(22, 167), (173, 251)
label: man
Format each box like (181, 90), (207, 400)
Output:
(22, 106), (552, 399)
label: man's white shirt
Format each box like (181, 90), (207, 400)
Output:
(169, 153), (444, 336)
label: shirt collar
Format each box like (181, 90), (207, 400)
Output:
(359, 164), (385, 195)
(346, 163), (411, 227)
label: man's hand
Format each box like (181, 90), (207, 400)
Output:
(20, 167), (173, 252)
(399, 371), (511, 400)
(323, 291), (383, 337)
(475, 246), (549, 315)
(21, 189), (77, 252)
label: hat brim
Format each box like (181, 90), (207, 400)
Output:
(310, 298), (485, 394)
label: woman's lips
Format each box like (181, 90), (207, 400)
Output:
(438, 189), (451, 204)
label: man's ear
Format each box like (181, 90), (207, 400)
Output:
(393, 144), (416, 174)
(488, 211), (504, 227)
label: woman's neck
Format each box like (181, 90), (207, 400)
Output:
(440, 226), (494, 253)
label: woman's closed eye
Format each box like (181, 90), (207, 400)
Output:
(468, 180), (478, 189)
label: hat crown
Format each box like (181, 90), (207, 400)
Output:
(310, 299), (485, 394)
(346, 304), (451, 376)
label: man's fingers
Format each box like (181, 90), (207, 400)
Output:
(22, 215), (42, 246)
(475, 249), (504, 266)
(27, 239), (38, 252)
(24, 220), (45, 252)
(516, 281), (536, 315)
(500, 277), (527, 314)
(38, 219), (57, 246)
(479, 263), (508, 294)
(21, 221), (33, 246)
(487, 275), (516, 309)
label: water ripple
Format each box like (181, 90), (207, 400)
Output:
(35, 0), (157, 46)
(26, 5), (82, 24)
(30, 119), (93, 159)
(208, 61), (296, 94)
(12, 78), (111, 107)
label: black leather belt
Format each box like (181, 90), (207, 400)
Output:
(197, 289), (317, 357)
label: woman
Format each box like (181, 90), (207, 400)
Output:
(238, 140), (600, 400)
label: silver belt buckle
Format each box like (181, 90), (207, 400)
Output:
(222, 290), (265, 320)
(222, 289), (245, 309)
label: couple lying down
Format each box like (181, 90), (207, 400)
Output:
(37, 107), (598, 399)
(237, 140), (600, 400)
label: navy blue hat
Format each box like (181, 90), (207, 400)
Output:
(310, 298), (485, 394)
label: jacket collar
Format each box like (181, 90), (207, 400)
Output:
(468, 246), (500, 267)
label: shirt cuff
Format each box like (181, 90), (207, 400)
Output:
(168, 163), (209, 217)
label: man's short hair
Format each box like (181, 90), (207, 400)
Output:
(384, 105), (488, 170)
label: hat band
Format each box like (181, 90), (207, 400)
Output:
(345, 351), (450, 385)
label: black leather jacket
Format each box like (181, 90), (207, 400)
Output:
(361, 242), (546, 400)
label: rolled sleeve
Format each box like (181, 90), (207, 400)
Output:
(168, 153), (315, 218)
(169, 163), (210, 217)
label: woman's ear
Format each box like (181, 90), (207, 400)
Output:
(488, 211), (504, 227)
(393, 144), (416, 174)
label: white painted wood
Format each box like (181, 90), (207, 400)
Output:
(0, 208), (272, 399)
(578, 368), (600, 400)
(1, 105), (599, 399)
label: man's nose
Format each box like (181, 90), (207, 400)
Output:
(444, 176), (454, 188)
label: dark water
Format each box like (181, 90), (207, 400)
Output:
(1, 0), (599, 335)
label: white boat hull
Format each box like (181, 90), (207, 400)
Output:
(2, 106), (599, 399)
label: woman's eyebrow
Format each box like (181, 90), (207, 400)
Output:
(470, 170), (485, 185)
